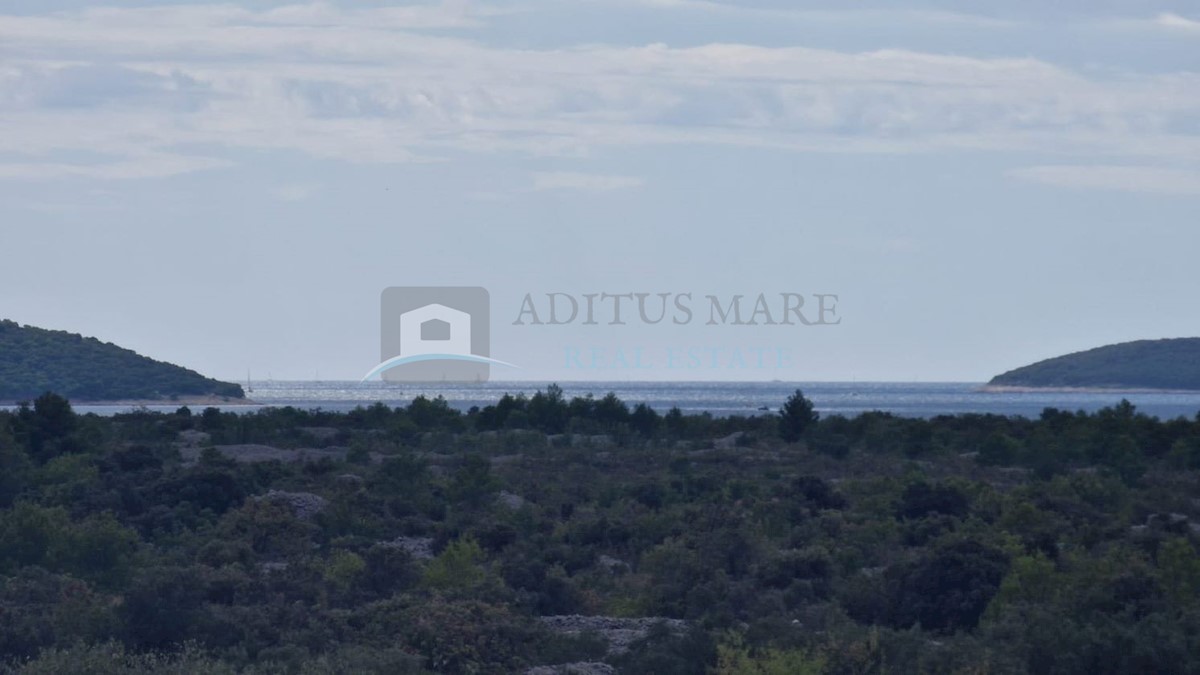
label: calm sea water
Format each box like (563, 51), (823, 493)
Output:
(54, 381), (1200, 419)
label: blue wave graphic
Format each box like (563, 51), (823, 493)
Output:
(361, 353), (519, 382)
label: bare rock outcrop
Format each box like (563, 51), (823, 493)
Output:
(254, 490), (328, 520)
(378, 536), (436, 560)
(524, 663), (616, 675)
(498, 491), (527, 510)
(181, 444), (349, 464)
(538, 615), (686, 655)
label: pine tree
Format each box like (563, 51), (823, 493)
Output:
(779, 389), (818, 442)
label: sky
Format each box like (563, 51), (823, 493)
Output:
(1, 0), (1198, 383)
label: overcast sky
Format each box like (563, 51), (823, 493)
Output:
(2, 0), (1198, 383)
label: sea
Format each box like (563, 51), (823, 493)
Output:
(53, 381), (1200, 420)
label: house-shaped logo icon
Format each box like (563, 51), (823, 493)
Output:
(399, 303), (472, 358)
(365, 286), (513, 383)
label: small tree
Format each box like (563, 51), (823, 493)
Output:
(16, 393), (77, 462)
(528, 384), (569, 433)
(449, 454), (497, 508)
(630, 402), (661, 437)
(779, 389), (818, 442)
(423, 538), (486, 593)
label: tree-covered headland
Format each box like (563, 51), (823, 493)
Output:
(0, 320), (244, 402)
(990, 338), (1200, 391)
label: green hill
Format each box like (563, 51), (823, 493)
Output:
(989, 338), (1200, 391)
(0, 320), (244, 402)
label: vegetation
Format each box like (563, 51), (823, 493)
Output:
(990, 337), (1200, 390)
(779, 389), (819, 442)
(0, 320), (244, 402)
(2, 388), (1200, 673)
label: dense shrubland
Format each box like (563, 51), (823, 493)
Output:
(1, 387), (1200, 673)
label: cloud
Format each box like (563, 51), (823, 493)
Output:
(252, 1), (513, 30)
(621, 1), (1016, 28)
(272, 184), (317, 201)
(1100, 13), (1200, 36)
(0, 3), (1197, 180)
(0, 153), (230, 180)
(0, 64), (209, 111)
(532, 172), (645, 191)
(1157, 13), (1200, 34)
(1009, 165), (1200, 196)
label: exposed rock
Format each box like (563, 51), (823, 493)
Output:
(714, 431), (747, 449)
(596, 555), (630, 574)
(335, 473), (364, 486)
(1146, 512), (1191, 535)
(259, 561), (290, 574)
(489, 430), (547, 447)
(524, 664), (616, 675)
(1131, 513), (1194, 538)
(498, 491), (527, 510)
(180, 444), (349, 464)
(379, 536), (435, 560)
(298, 426), (341, 442)
(177, 429), (211, 447)
(201, 444), (294, 463)
(254, 490), (328, 520)
(552, 434), (614, 447)
(538, 615), (686, 655)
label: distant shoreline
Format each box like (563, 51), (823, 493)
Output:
(6, 395), (259, 407)
(6, 382), (1199, 420)
(979, 384), (1200, 394)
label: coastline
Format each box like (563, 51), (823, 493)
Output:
(5, 382), (1198, 419)
(20, 395), (260, 407)
(979, 384), (1200, 394)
